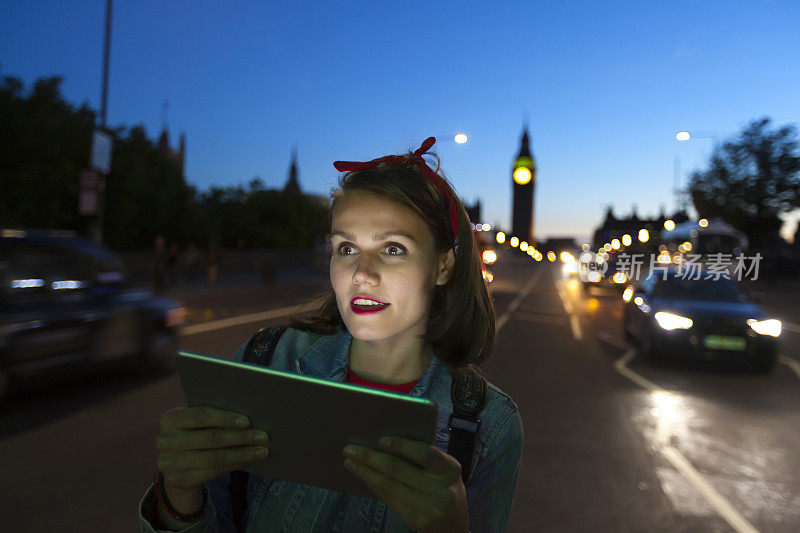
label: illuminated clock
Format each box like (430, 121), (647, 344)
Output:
(513, 167), (532, 185)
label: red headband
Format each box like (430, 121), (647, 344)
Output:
(333, 137), (460, 252)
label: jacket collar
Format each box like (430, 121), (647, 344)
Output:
(296, 325), (452, 403)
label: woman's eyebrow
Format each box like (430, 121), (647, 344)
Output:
(330, 230), (416, 243)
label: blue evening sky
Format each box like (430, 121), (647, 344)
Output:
(2, 0), (799, 243)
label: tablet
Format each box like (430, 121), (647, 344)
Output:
(175, 351), (439, 498)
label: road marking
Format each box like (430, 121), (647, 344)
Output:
(496, 266), (545, 333)
(555, 279), (583, 340)
(613, 350), (662, 392)
(658, 447), (758, 533)
(614, 348), (759, 533)
(181, 304), (303, 336)
(779, 355), (800, 381)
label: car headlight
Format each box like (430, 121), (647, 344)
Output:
(654, 312), (693, 330)
(746, 319), (781, 337)
(622, 286), (634, 302)
(562, 262), (579, 274)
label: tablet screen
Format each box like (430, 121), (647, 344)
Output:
(175, 351), (439, 497)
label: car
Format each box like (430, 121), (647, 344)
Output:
(580, 252), (629, 290)
(622, 269), (780, 372)
(0, 229), (185, 401)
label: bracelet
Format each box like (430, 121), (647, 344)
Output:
(153, 469), (207, 523)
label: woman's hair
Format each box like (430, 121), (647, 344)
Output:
(287, 148), (496, 369)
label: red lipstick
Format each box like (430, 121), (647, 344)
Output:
(350, 296), (390, 314)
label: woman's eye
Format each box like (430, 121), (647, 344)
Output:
(336, 244), (354, 255)
(335, 243), (406, 256)
(385, 244), (405, 256)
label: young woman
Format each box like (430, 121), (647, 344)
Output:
(139, 137), (524, 532)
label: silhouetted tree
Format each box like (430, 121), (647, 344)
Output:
(1, 73), (326, 251)
(0, 75), (94, 230)
(689, 117), (800, 247)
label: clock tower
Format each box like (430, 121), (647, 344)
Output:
(511, 125), (536, 246)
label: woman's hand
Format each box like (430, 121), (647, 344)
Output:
(342, 436), (468, 532)
(156, 406), (270, 513)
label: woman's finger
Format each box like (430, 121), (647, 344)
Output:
(157, 428), (268, 452)
(343, 457), (444, 514)
(158, 445), (268, 473)
(379, 436), (462, 480)
(161, 406), (250, 432)
(343, 445), (437, 495)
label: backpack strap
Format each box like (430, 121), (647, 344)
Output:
(447, 366), (488, 484)
(231, 324), (287, 533)
(241, 324), (288, 365)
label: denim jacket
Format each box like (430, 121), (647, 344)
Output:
(139, 325), (523, 532)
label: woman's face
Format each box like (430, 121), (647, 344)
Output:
(329, 190), (453, 344)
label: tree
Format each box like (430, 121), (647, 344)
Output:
(1, 73), (325, 251)
(689, 117), (800, 247)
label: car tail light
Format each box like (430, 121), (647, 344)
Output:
(166, 307), (186, 327)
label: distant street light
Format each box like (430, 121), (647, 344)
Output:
(622, 234), (632, 247)
(698, 218), (708, 227)
(664, 219), (676, 231)
(638, 228), (650, 243)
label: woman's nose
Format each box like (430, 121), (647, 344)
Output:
(352, 255), (380, 285)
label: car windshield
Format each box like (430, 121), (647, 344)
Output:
(652, 276), (745, 302)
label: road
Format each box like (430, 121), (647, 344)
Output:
(1, 256), (799, 532)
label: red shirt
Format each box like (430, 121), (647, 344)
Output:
(346, 366), (419, 394)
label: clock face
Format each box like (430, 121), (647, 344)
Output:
(513, 166), (532, 185)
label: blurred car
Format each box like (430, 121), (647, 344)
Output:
(0, 229), (185, 400)
(623, 269), (780, 372)
(580, 253), (629, 290)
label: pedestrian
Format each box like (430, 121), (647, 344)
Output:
(153, 235), (167, 295)
(166, 242), (179, 287)
(139, 137), (523, 532)
(184, 243), (200, 283)
(207, 243), (221, 286)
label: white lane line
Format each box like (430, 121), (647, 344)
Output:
(779, 356), (800, 381)
(181, 304), (303, 336)
(613, 350), (662, 392)
(496, 267), (546, 333)
(555, 280), (583, 340)
(614, 348), (759, 533)
(658, 447), (758, 533)
(568, 315), (583, 340)
(596, 331), (627, 350)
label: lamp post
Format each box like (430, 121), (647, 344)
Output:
(87, 0), (113, 245)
